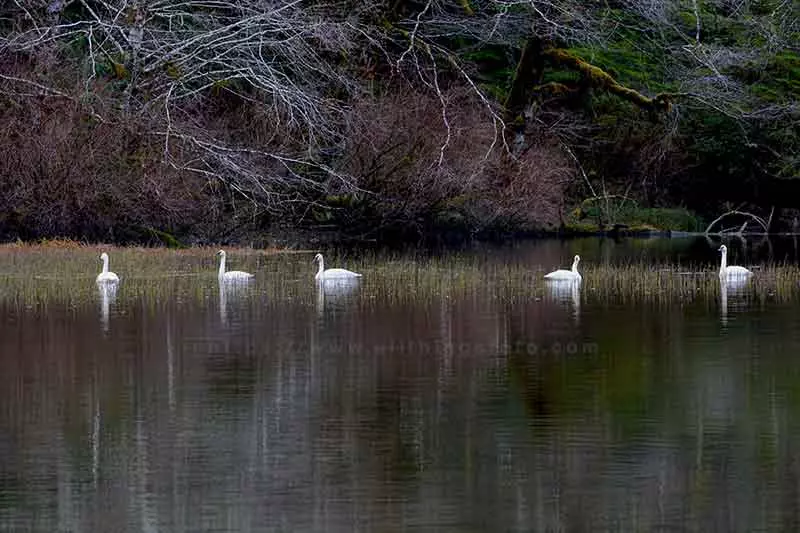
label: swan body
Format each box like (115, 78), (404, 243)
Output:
(718, 245), (752, 279)
(217, 250), (254, 282)
(544, 255), (582, 282)
(314, 253), (362, 280)
(96, 252), (119, 283)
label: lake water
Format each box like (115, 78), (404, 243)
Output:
(1, 237), (800, 531)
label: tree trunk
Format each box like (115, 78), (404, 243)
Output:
(502, 36), (545, 150)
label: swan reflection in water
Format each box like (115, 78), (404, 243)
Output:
(720, 275), (751, 327)
(218, 279), (251, 327)
(544, 278), (581, 324)
(97, 280), (118, 332)
(316, 277), (361, 317)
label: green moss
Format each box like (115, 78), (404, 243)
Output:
(567, 26), (674, 94)
(729, 50), (800, 102)
(630, 208), (704, 232)
(542, 70), (581, 85)
(563, 221), (602, 233)
(461, 44), (514, 101)
(567, 202), (704, 232)
(145, 227), (185, 248)
(325, 194), (362, 208)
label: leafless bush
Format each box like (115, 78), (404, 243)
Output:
(338, 89), (572, 235)
(0, 58), (222, 242)
(0, 0), (379, 218)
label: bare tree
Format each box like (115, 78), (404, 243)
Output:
(1, 0), (796, 239)
(1, 1), (382, 216)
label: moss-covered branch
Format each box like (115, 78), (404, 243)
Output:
(534, 82), (581, 97)
(544, 48), (674, 113)
(458, 0), (474, 15)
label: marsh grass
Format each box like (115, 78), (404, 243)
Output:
(0, 247), (304, 311)
(0, 246), (291, 279)
(345, 255), (800, 305)
(1, 247), (799, 308)
(573, 263), (798, 305)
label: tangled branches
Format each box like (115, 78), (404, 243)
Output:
(1, 1), (378, 216)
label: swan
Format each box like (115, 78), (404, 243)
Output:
(314, 253), (362, 280)
(96, 252), (119, 283)
(217, 250), (254, 281)
(718, 245), (752, 279)
(544, 254), (582, 282)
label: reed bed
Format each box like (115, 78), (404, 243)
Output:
(1, 247), (799, 307)
(0, 246), (308, 312)
(0, 246), (297, 281)
(579, 263), (800, 304)
(348, 256), (800, 306)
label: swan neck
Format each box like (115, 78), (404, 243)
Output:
(571, 259), (579, 273)
(317, 257), (324, 276)
(719, 248), (727, 274)
(102, 256), (109, 274)
(218, 254), (226, 278)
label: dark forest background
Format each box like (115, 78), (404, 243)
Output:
(1, 0), (798, 245)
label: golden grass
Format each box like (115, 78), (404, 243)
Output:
(0, 240), (303, 255)
(349, 256), (800, 304)
(1, 237), (88, 249)
(0, 246), (797, 307)
(577, 263), (799, 304)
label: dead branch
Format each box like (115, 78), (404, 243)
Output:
(705, 209), (769, 235)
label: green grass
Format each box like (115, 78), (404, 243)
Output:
(566, 204), (704, 232)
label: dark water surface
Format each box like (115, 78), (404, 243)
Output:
(1, 237), (800, 532)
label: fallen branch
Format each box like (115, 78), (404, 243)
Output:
(704, 209), (769, 235)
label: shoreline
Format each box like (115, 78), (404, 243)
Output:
(2, 229), (798, 252)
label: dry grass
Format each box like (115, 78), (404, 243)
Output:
(1, 238), (88, 249)
(577, 263), (799, 304)
(0, 247), (798, 307)
(343, 255), (800, 305)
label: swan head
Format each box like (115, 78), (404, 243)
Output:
(573, 255), (580, 264)
(313, 253), (323, 263)
(216, 250), (226, 257)
(718, 244), (727, 254)
(100, 252), (108, 261)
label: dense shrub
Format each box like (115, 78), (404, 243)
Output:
(331, 90), (572, 238)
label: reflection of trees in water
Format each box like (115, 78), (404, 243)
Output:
(2, 287), (800, 530)
(501, 300), (800, 530)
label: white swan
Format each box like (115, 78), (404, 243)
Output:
(217, 250), (254, 281)
(544, 254), (582, 282)
(718, 245), (752, 279)
(314, 253), (362, 280)
(96, 252), (119, 283)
